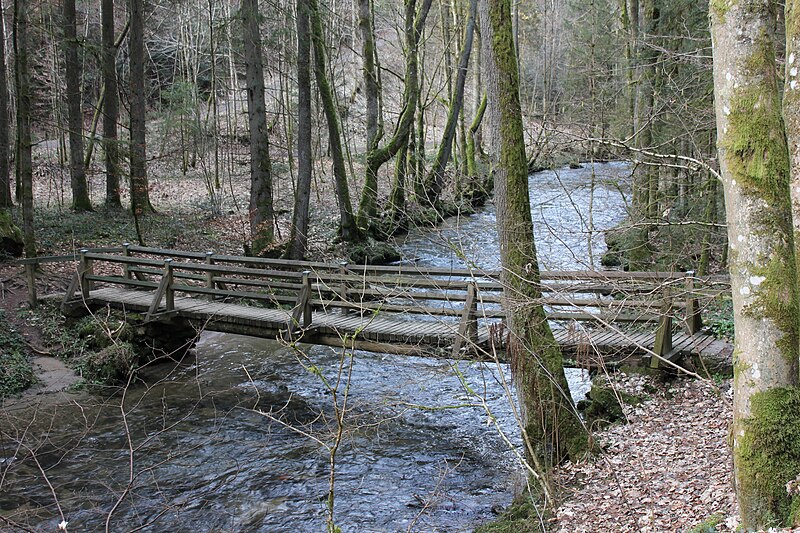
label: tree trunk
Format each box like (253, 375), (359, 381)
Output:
(102, 0), (121, 207)
(423, 0), (477, 208)
(308, 0), (360, 242)
(0, 0), (11, 209)
(242, 0), (275, 255)
(712, 0), (800, 527)
(64, 0), (91, 211)
(359, 0), (380, 150)
(14, 0), (34, 258)
(357, 0), (433, 233)
(129, 0), (153, 214)
(485, 0), (587, 478)
(287, 0), (313, 260)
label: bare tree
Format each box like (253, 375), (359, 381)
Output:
(129, 0), (153, 215)
(64, 0), (92, 211)
(287, 0), (313, 259)
(242, 0), (275, 255)
(14, 0), (34, 257)
(102, 0), (122, 207)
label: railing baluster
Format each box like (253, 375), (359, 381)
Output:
(290, 270), (313, 331)
(205, 251), (215, 300)
(339, 261), (350, 315)
(651, 285), (673, 368)
(122, 242), (132, 279)
(79, 248), (92, 300)
(685, 270), (702, 335)
(165, 259), (175, 312)
(452, 281), (478, 358)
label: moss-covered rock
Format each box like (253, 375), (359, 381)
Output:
(347, 239), (402, 265)
(0, 210), (23, 258)
(577, 378), (642, 428)
(76, 342), (138, 384)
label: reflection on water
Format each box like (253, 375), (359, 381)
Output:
(0, 163), (628, 531)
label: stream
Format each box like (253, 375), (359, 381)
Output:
(0, 162), (631, 532)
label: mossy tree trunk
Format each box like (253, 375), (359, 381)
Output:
(308, 0), (360, 243)
(242, 0), (275, 255)
(711, 0), (800, 527)
(485, 0), (588, 475)
(287, 0), (313, 260)
(64, 0), (92, 212)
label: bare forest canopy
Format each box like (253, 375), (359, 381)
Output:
(0, 0), (721, 271)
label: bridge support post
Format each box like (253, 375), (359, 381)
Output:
(651, 286), (673, 369)
(685, 270), (703, 335)
(452, 281), (478, 358)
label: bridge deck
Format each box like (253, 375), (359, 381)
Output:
(84, 286), (728, 366)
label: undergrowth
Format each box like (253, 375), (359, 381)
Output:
(0, 310), (35, 398)
(21, 300), (141, 385)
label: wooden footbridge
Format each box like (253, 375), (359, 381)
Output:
(22, 245), (731, 369)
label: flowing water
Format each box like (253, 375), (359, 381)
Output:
(0, 162), (630, 532)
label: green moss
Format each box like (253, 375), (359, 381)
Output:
(28, 301), (142, 386)
(736, 387), (800, 527)
(710, 0), (731, 19)
(577, 380), (642, 428)
(687, 513), (724, 533)
(744, 253), (800, 361)
(474, 499), (544, 533)
(725, 89), (790, 207)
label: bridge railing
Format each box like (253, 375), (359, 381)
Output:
(45, 245), (730, 360)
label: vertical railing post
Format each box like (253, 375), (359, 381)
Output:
(339, 261), (350, 315)
(651, 285), (673, 368)
(25, 262), (37, 308)
(291, 270), (313, 331)
(302, 270), (312, 327)
(164, 259), (175, 312)
(452, 281), (479, 358)
(685, 270), (702, 335)
(122, 242), (132, 279)
(79, 249), (92, 300)
(205, 251), (215, 300)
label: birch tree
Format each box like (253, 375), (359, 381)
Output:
(711, 0), (800, 527)
(0, 0), (10, 209)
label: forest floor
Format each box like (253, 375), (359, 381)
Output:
(0, 149), (755, 532)
(551, 372), (742, 532)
